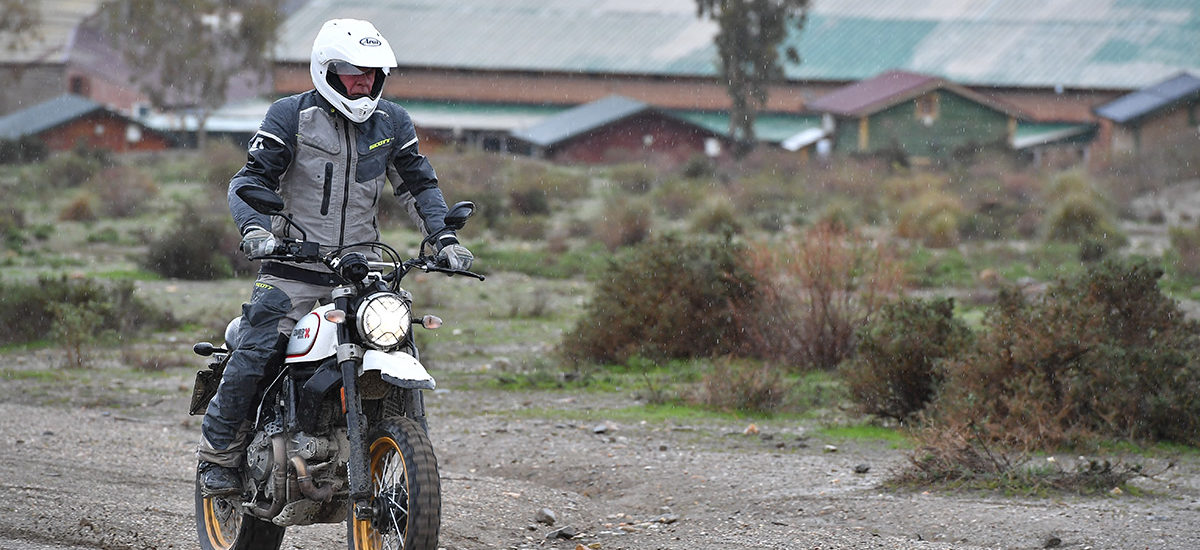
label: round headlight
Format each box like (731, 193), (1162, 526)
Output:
(355, 292), (410, 350)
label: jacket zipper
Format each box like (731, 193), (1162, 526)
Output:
(321, 162), (333, 216)
(339, 119), (353, 247)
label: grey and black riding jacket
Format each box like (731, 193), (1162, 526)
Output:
(228, 90), (451, 278)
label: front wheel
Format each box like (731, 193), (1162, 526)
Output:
(194, 474), (285, 550)
(348, 416), (441, 550)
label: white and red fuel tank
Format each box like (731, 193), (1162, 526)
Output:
(285, 304), (338, 362)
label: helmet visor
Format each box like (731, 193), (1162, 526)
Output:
(328, 61), (369, 76)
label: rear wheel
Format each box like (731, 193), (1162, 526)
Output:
(195, 474), (285, 550)
(348, 416), (441, 550)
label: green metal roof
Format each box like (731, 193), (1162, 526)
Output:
(277, 0), (1200, 90)
(0, 94), (103, 139)
(1012, 122), (1097, 149)
(671, 111), (820, 144)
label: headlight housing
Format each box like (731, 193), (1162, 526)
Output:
(355, 292), (410, 350)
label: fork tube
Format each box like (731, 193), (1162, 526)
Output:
(332, 288), (371, 503)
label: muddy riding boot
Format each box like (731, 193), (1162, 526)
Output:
(199, 461), (241, 496)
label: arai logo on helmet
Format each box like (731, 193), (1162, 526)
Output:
(360, 37), (382, 47)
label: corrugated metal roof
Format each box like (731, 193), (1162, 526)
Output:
(276, 0), (1200, 90)
(807, 71), (941, 116)
(510, 95), (652, 147)
(807, 70), (1024, 118)
(0, 94), (103, 139)
(671, 111), (820, 143)
(1094, 72), (1200, 123)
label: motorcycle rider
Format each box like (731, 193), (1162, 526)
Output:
(197, 18), (473, 495)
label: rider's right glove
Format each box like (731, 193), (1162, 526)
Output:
(239, 226), (277, 260)
(435, 234), (474, 271)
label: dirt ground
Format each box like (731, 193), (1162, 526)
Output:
(0, 362), (1197, 550)
(3, 180), (1200, 550)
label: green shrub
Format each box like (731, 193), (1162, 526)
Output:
(1042, 191), (1126, 246)
(689, 198), (742, 235)
(142, 202), (251, 279)
(0, 204), (25, 249)
(895, 191), (964, 248)
(0, 275), (175, 346)
(841, 297), (971, 423)
(0, 137), (47, 164)
(932, 258), (1200, 448)
(502, 160), (590, 215)
(561, 234), (756, 364)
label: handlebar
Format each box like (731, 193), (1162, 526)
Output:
(251, 238), (484, 283)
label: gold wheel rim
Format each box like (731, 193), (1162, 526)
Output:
(352, 436), (410, 550)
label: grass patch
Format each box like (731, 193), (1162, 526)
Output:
(471, 242), (610, 279)
(816, 424), (912, 448)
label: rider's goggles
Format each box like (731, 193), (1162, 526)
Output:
(328, 61), (371, 76)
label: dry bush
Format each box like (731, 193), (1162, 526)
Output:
(1169, 222), (1200, 278)
(496, 215), (548, 241)
(560, 234), (756, 364)
(503, 159), (590, 215)
(40, 148), (110, 187)
(593, 195), (652, 251)
(199, 139), (249, 188)
(59, 192), (98, 222)
(652, 177), (705, 218)
(733, 222), (904, 370)
(895, 421), (1155, 494)
(930, 258), (1200, 448)
(841, 297), (971, 423)
(86, 165), (160, 218)
(696, 358), (790, 413)
(608, 163), (658, 194)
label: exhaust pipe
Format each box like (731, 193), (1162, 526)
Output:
(291, 455), (334, 502)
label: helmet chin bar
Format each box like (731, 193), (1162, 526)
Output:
(320, 66), (386, 122)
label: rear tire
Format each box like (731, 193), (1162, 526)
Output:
(347, 416), (441, 550)
(195, 473), (285, 550)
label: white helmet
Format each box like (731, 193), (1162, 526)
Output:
(310, 19), (397, 123)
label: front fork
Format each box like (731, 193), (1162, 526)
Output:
(332, 288), (373, 513)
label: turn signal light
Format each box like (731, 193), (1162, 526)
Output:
(419, 315), (442, 329)
(324, 309), (347, 323)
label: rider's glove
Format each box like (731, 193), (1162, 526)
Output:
(239, 226), (277, 260)
(435, 235), (473, 271)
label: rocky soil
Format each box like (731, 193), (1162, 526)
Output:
(0, 363), (1197, 550)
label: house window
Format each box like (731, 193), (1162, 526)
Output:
(915, 94), (939, 125)
(69, 75), (90, 96)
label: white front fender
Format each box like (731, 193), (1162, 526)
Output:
(361, 350), (436, 390)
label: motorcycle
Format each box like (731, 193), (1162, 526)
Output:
(189, 185), (482, 550)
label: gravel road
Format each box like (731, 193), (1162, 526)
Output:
(1, 363), (1198, 550)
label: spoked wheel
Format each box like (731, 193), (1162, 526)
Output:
(348, 417), (441, 550)
(194, 474), (285, 550)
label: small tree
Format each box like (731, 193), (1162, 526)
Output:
(696, 0), (811, 155)
(96, 0), (281, 147)
(0, 0), (41, 52)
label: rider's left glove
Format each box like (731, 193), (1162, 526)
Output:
(436, 235), (473, 271)
(240, 226), (277, 260)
